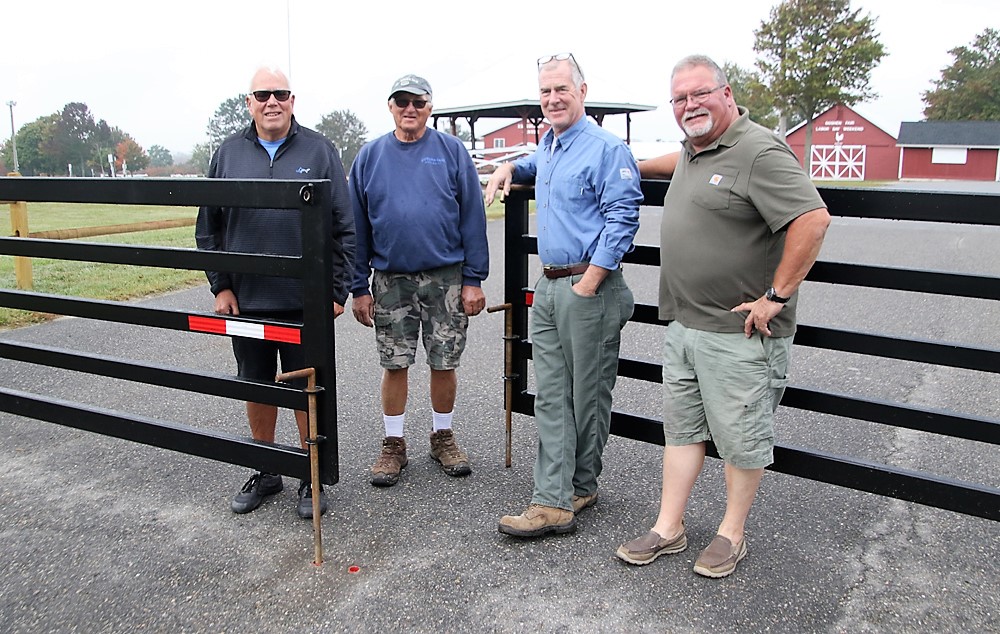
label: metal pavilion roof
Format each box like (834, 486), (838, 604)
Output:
(430, 99), (656, 146)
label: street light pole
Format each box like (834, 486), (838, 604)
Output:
(6, 100), (19, 173)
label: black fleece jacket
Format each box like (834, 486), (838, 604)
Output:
(195, 117), (356, 309)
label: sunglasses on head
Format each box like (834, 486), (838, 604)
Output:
(251, 90), (292, 103)
(393, 96), (429, 110)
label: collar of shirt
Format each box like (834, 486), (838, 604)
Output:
(540, 116), (589, 155)
(682, 106), (750, 158)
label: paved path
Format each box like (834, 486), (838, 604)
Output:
(1, 212), (997, 633)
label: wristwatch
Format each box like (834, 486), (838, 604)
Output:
(765, 287), (790, 304)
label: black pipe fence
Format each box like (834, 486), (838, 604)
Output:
(502, 181), (1000, 522)
(0, 177), (340, 485)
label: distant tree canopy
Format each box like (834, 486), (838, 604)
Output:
(207, 95), (250, 147)
(923, 28), (1000, 120)
(188, 142), (213, 175)
(147, 144), (173, 167)
(115, 136), (149, 172)
(0, 103), (149, 176)
(753, 0), (886, 169)
(315, 109), (368, 170)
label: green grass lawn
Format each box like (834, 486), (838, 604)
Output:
(1, 203), (203, 329)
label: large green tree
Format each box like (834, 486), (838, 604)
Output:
(207, 95), (250, 147)
(42, 102), (98, 176)
(753, 0), (886, 170)
(147, 144), (174, 167)
(315, 109), (368, 170)
(923, 28), (1000, 120)
(723, 62), (780, 131)
(2, 114), (60, 175)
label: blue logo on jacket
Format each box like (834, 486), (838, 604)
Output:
(296, 167), (311, 174)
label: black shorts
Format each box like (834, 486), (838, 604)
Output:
(231, 311), (307, 389)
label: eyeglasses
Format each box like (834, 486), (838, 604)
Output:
(537, 51), (585, 72)
(537, 52), (576, 66)
(670, 85), (725, 107)
(392, 97), (429, 110)
(251, 90), (292, 103)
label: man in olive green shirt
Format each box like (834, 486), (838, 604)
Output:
(616, 54), (830, 578)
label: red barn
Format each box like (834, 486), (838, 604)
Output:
(483, 120), (551, 150)
(786, 103), (899, 181)
(897, 121), (1000, 181)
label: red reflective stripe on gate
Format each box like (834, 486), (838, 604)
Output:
(263, 324), (301, 344)
(188, 315), (227, 334)
(524, 291), (534, 307)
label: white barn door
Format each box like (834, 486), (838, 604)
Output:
(811, 145), (866, 180)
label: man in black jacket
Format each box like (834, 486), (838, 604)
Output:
(195, 66), (355, 519)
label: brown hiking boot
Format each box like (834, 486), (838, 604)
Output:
(429, 429), (471, 477)
(498, 504), (576, 537)
(371, 436), (408, 487)
(571, 491), (598, 514)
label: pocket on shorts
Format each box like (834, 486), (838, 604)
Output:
(741, 394), (774, 455)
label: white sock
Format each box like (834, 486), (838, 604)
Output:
(432, 410), (453, 432)
(383, 413), (405, 438)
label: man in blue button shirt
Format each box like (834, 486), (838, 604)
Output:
(486, 53), (642, 537)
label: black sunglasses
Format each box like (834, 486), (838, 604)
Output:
(393, 97), (429, 110)
(251, 90), (292, 103)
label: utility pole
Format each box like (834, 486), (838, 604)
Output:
(6, 100), (19, 173)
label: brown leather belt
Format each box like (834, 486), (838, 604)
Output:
(542, 263), (590, 279)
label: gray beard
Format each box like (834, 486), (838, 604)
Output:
(682, 113), (713, 139)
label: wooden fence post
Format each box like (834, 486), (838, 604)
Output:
(6, 172), (33, 290)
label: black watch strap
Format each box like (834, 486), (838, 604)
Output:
(765, 287), (790, 304)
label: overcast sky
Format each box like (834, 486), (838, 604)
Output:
(3, 0), (996, 158)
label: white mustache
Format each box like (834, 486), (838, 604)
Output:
(682, 108), (710, 122)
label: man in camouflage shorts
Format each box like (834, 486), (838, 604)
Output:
(349, 73), (489, 487)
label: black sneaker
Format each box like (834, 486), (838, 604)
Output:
(297, 479), (328, 519)
(231, 472), (283, 514)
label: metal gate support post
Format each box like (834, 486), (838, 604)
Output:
(276, 367), (324, 566)
(486, 302), (514, 467)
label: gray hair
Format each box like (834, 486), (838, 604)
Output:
(670, 55), (728, 86)
(539, 56), (585, 89)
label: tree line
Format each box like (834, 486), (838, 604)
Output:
(3, 0), (998, 177)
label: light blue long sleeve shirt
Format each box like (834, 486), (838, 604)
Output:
(512, 117), (641, 270)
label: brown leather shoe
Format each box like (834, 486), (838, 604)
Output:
(498, 504), (576, 537)
(371, 436), (408, 487)
(571, 491), (598, 514)
(693, 535), (747, 578)
(616, 526), (687, 565)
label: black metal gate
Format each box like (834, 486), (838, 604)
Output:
(0, 177), (340, 486)
(501, 181), (1000, 522)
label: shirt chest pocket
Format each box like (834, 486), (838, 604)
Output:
(552, 175), (594, 206)
(691, 170), (739, 210)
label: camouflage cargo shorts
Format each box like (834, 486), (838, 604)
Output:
(372, 263), (469, 370)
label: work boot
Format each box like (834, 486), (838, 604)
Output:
(498, 504), (576, 537)
(572, 491), (598, 514)
(429, 429), (472, 477)
(371, 436), (408, 487)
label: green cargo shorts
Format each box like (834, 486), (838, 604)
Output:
(661, 320), (791, 469)
(372, 263), (469, 370)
